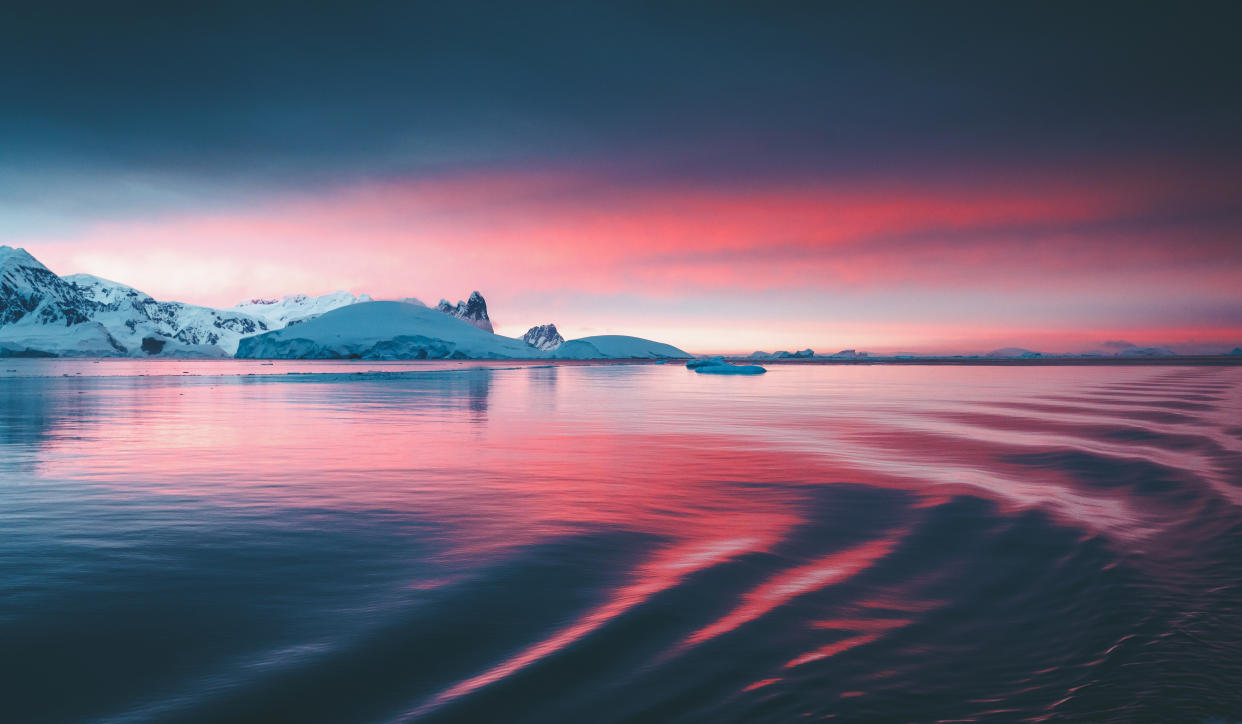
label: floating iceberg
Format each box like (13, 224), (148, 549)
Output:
(693, 363), (766, 375)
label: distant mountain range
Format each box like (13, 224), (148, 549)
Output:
(4, 246), (1236, 360)
(234, 302), (686, 360)
(0, 246), (686, 360)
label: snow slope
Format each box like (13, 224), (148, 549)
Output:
(0, 247), (383, 357)
(235, 301), (541, 359)
(233, 291), (371, 327)
(0, 321), (125, 357)
(552, 335), (689, 359)
(64, 273), (271, 356)
(748, 349), (815, 360)
(1, 246), (95, 327)
(3, 246), (693, 359)
(0, 251), (128, 355)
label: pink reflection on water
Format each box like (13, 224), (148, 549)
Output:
(786, 616), (914, 669)
(741, 677), (780, 692)
(406, 534), (782, 719)
(12, 362), (1242, 719)
(681, 534), (903, 649)
(28, 364), (1238, 573)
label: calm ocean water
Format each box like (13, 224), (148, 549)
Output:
(2, 360), (1240, 723)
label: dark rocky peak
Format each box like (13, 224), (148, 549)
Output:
(522, 323), (564, 351)
(436, 291), (493, 333)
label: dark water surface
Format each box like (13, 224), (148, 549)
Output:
(2, 361), (1240, 723)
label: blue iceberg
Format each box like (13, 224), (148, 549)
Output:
(693, 363), (766, 375)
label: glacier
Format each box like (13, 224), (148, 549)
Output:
(236, 301), (540, 359)
(552, 335), (689, 359)
(233, 291), (370, 328)
(236, 306), (692, 361)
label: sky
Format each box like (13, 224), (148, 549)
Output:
(3, 1), (1240, 354)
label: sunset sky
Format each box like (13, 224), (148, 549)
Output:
(3, 1), (1240, 354)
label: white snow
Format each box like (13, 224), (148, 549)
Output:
(236, 306), (694, 360)
(0, 321), (124, 357)
(235, 301), (542, 359)
(1, 245), (94, 328)
(63, 273), (270, 357)
(4, 246), (693, 360)
(552, 335), (689, 359)
(233, 291), (370, 327)
(0, 246), (40, 270)
(61, 273), (141, 307)
(2, 250), (275, 357)
(747, 349), (814, 360)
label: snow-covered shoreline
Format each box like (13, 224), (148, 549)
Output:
(1, 246), (691, 360)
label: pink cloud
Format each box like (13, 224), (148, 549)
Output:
(17, 160), (1241, 352)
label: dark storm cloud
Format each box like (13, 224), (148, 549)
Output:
(3, 0), (1241, 190)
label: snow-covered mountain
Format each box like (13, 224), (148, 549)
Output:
(552, 335), (689, 359)
(237, 301), (537, 359)
(234, 291), (371, 328)
(2, 249), (130, 356)
(1116, 346), (1175, 358)
(1, 247), (692, 360)
(522, 323), (564, 351)
(436, 291), (493, 332)
(235, 304), (691, 360)
(0, 246), (372, 357)
(62, 273), (271, 356)
(1, 247), (96, 328)
(986, 347), (1043, 359)
(747, 349), (815, 360)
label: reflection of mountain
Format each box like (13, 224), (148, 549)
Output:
(520, 364), (559, 414)
(0, 377), (99, 469)
(466, 370), (490, 417)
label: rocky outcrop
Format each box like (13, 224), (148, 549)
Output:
(522, 323), (564, 350)
(436, 291), (493, 333)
